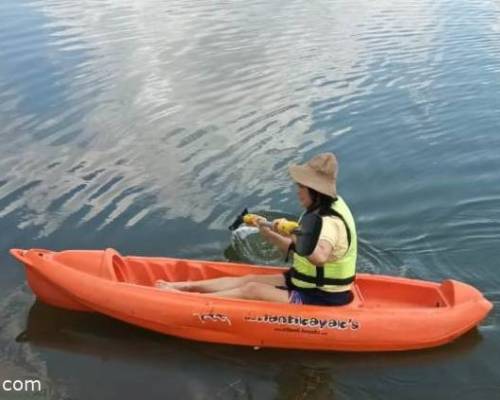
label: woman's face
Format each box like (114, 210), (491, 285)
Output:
(296, 183), (313, 208)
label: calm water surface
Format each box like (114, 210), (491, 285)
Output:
(1, 0), (499, 399)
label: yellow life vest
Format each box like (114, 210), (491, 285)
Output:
(289, 196), (357, 292)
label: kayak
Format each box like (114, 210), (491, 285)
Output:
(10, 248), (492, 352)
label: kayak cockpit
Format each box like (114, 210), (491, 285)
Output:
(102, 249), (455, 310)
(15, 248), (466, 311)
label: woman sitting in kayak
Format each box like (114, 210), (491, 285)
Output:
(155, 152), (357, 306)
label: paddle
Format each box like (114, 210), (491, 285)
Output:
(229, 209), (322, 256)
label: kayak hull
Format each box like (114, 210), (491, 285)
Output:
(10, 248), (493, 352)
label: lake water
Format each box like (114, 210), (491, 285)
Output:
(1, 0), (499, 399)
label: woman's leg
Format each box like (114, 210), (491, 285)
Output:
(155, 273), (285, 293)
(207, 282), (289, 303)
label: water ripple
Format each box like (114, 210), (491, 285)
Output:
(1, 0), (500, 396)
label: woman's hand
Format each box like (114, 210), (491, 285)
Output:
(256, 218), (294, 254)
(271, 218), (286, 234)
(253, 216), (267, 226)
(252, 217), (272, 239)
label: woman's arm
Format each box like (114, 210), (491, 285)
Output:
(256, 221), (292, 255)
(256, 218), (331, 263)
(306, 216), (338, 265)
(260, 228), (331, 264)
(305, 240), (332, 265)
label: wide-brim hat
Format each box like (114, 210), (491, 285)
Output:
(288, 153), (338, 198)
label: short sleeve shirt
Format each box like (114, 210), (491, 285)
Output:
(317, 216), (349, 262)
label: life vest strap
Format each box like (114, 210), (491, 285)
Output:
(285, 242), (295, 263)
(290, 267), (355, 286)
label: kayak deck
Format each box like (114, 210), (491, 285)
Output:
(32, 247), (451, 308)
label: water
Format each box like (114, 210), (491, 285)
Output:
(1, 0), (499, 398)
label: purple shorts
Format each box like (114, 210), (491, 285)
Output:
(287, 288), (353, 306)
(288, 290), (304, 304)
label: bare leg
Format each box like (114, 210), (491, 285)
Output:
(207, 282), (289, 303)
(155, 273), (285, 293)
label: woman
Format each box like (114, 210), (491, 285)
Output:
(155, 152), (357, 306)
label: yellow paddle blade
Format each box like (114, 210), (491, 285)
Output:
(242, 214), (265, 226)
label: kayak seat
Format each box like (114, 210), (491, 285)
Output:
(101, 248), (133, 283)
(101, 249), (173, 285)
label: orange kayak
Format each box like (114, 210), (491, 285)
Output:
(10, 248), (492, 352)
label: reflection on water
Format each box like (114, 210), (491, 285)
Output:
(0, 287), (67, 399)
(1, 0), (500, 398)
(12, 300), (488, 400)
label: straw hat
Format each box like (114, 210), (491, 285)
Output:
(288, 153), (338, 198)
